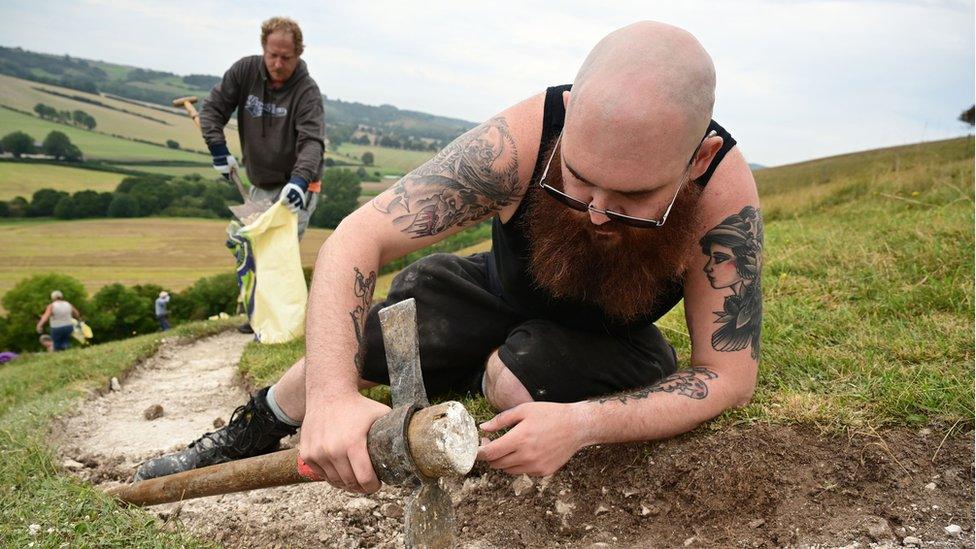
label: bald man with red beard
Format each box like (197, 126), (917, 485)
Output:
(135, 21), (764, 493)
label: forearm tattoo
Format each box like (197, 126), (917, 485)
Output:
(371, 116), (520, 237)
(595, 367), (719, 404)
(349, 267), (377, 371)
(699, 206), (764, 360)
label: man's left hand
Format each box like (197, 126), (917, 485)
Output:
(477, 401), (591, 477)
(279, 177), (309, 213)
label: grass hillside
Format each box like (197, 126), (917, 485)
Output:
(0, 136), (970, 547)
(245, 136), (975, 431)
(0, 74), (239, 157)
(0, 218), (331, 302)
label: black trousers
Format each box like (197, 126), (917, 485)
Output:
(359, 253), (677, 403)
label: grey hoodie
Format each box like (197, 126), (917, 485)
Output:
(200, 55), (325, 189)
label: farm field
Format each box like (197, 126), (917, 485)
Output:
(0, 74), (242, 156)
(0, 108), (205, 162)
(334, 142), (434, 173)
(0, 162), (127, 200)
(0, 218), (330, 304)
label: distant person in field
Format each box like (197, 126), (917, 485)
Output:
(200, 15), (326, 333)
(155, 291), (171, 331)
(36, 290), (80, 352)
(136, 21), (764, 491)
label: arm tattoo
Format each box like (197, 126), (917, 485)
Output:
(349, 267), (377, 371)
(371, 116), (520, 237)
(594, 367), (719, 404)
(698, 206), (764, 360)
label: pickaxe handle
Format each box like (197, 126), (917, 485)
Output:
(105, 401), (478, 507)
(171, 95), (250, 203)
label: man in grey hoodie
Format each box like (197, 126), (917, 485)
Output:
(200, 16), (325, 238)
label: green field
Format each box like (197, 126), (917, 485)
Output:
(0, 163), (127, 200)
(0, 218), (331, 303)
(335, 142), (434, 173)
(0, 108), (205, 162)
(0, 74), (242, 157)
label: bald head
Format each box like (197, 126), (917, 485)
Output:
(564, 22), (716, 185)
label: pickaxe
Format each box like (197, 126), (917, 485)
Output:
(105, 298), (478, 548)
(171, 96), (273, 223)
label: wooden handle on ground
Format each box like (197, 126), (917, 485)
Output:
(105, 401), (479, 507)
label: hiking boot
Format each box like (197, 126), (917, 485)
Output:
(133, 387), (297, 482)
(237, 322), (254, 334)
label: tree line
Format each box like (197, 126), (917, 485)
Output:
(1, 130), (83, 160)
(0, 173), (240, 220)
(33, 103), (97, 130)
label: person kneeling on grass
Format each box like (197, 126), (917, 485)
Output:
(134, 21), (763, 488)
(36, 290), (81, 353)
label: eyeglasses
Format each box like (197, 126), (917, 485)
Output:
(538, 129), (717, 228)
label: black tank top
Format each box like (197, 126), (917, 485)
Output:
(487, 84), (737, 333)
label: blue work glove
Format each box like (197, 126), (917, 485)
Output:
(208, 143), (238, 180)
(279, 176), (309, 213)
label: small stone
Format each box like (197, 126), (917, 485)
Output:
(380, 503), (403, 519)
(748, 518), (766, 528)
(143, 404), (164, 421)
(924, 482), (936, 490)
(639, 505), (652, 516)
(600, 486), (608, 494)
(683, 536), (696, 546)
(61, 459), (85, 471)
(588, 544), (609, 548)
(902, 536), (921, 546)
(861, 515), (892, 540)
(945, 524), (962, 536)
(344, 497), (378, 514)
(512, 474), (534, 497)
(555, 500), (575, 515)
(594, 504), (609, 515)
(110, 377), (121, 391)
(622, 488), (639, 497)
(585, 524), (594, 531)
(213, 417), (225, 428)
(28, 524), (41, 536)
(918, 428), (932, 436)
(537, 475), (553, 493)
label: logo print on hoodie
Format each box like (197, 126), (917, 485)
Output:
(245, 95), (288, 119)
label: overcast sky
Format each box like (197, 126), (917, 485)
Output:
(0, 0), (972, 166)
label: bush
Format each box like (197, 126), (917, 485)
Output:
(42, 131), (82, 161)
(166, 139), (180, 150)
(361, 151), (374, 166)
(310, 169), (361, 229)
(87, 284), (156, 341)
(29, 188), (69, 217)
(0, 273), (88, 352)
(107, 194), (138, 217)
(169, 272), (238, 321)
(6, 197), (28, 218)
(1, 131), (36, 158)
(0, 201), (8, 217)
(71, 190), (106, 218)
(53, 196), (77, 219)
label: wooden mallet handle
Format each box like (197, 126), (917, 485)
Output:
(172, 96), (200, 129)
(104, 401), (479, 507)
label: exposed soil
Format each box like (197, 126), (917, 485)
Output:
(54, 334), (974, 548)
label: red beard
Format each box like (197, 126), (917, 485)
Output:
(523, 144), (703, 323)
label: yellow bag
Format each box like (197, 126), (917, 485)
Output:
(230, 202), (307, 343)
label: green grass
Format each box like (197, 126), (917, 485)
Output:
(241, 137), (975, 432)
(0, 319), (235, 547)
(334, 143), (434, 173)
(0, 162), (127, 200)
(0, 108), (205, 162)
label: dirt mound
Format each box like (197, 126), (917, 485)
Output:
(52, 335), (973, 548)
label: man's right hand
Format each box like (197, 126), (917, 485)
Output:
(299, 393), (391, 494)
(208, 143), (238, 180)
